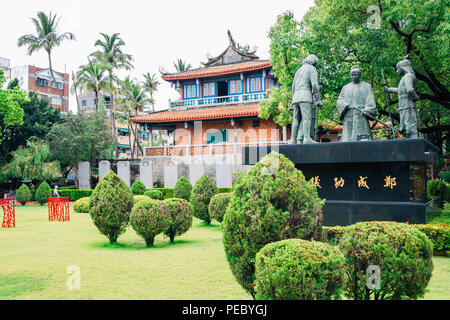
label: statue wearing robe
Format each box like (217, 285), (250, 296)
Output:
(337, 81), (377, 142)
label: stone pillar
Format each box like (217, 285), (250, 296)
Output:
(189, 161), (204, 186)
(78, 162), (91, 190)
(164, 160), (178, 188)
(216, 163), (232, 188)
(140, 158), (153, 189)
(99, 160), (110, 181)
(117, 161), (131, 187)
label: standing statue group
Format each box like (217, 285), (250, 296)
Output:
(290, 54), (421, 144)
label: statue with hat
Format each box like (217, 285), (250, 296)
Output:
(384, 55), (421, 138)
(337, 66), (377, 142)
(290, 54), (322, 144)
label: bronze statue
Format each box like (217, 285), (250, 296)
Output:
(384, 55), (421, 138)
(337, 66), (377, 142)
(290, 55), (322, 144)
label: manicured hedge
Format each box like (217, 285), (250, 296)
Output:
(74, 197), (90, 213)
(147, 188), (174, 199)
(59, 189), (93, 201)
(414, 224), (449, 257)
(218, 187), (232, 194)
(322, 224), (450, 257)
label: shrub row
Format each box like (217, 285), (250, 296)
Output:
(322, 223), (449, 257)
(59, 189), (93, 201)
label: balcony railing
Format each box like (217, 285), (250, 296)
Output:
(169, 93), (267, 109)
(144, 141), (288, 157)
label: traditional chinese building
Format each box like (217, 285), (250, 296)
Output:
(130, 31), (288, 158)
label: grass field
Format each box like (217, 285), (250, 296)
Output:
(0, 205), (448, 300)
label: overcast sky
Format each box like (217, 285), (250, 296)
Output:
(1, 0), (314, 113)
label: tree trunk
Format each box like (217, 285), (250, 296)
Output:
(72, 71), (80, 113)
(47, 51), (67, 112)
(110, 92), (119, 158)
(127, 121), (133, 158)
(95, 91), (99, 112)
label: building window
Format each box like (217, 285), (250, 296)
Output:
(81, 100), (87, 107)
(185, 84), (197, 99)
(36, 78), (48, 87)
(248, 77), (262, 92)
(268, 79), (276, 90)
(58, 82), (63, 90)
(203, 82), (215, 97)
(229, 80), (242, 95)
(253, 120), (260, 128)
(206, 129), (229, 144)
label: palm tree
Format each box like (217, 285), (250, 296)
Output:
(142, 73), (160, 112)
(71, 71), (80, 113)
(173, 59), (192, 72)
(120, 78), (153, 158)
(75, 59), (109, 112)
(90, 33), (134, 156)
(18, 11), (75, 112)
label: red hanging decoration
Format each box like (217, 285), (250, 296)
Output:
(48, 197), (70, 222)
(1, 198), (15, 228)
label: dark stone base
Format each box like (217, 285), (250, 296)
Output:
(323, 200), (426, 226)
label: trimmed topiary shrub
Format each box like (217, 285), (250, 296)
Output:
(35, 181), (52, 205)
(190, 174), (218, 224)
(427, 179), (446, 199)
(130, 199), (171, 247)
(223, 152), (324, 297)
(163, 198), (193, 243)
(255, 239), (345, 300)
(74, 197), (90, 213)
(131, 180), (146, 195)
(144, 189), (163, 200)
(89, 171), (134, 243)
(133, 195), (152, 205)
(173, 176), (193, 201)
(339, 221), (434, 300)
(16, 184), (32, 205)
(209, 192), (232, 223)
(321, 226), (349, 246)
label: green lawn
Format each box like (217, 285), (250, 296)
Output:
(0, 205), (448, 300)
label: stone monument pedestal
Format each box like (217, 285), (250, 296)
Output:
(242, 139), (439, 226)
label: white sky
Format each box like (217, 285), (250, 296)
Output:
(1, 0), (314, 113)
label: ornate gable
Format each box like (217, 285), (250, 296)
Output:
(203, 30), (259, 67)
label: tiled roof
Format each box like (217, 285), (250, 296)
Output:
(161, 60), (272, 81)
(130, 104), (260, 123)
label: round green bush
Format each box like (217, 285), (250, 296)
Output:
(35, 181), (52, 205)
(190, 174), (218, 224)
(163, 198), (193, 243)
(339, 221), (434, 300)
(89, 171), (134, 243)
(133, 195), (152, 205)
(223, 152), (324, 297)
(173, 176), (193, 201)
(144, 189), (163, 200)
(255, 239), (345, 300)
(74, 197), (90, 213)
(16, 184), (32, 205)
(130, 199), (171, 247)
(427, 179), (446, 199)
(131, 180), (146, 195)
(209, 192), (232, 223)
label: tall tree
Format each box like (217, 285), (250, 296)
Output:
(0, 91), (61, 165)
(142, 72), (160, 111)
(18, 11), (75, 112)
(47, 109), (115, 187)
(173, 58), (192, 72)
(71, 71), (81, 113)
(75, 59), (109, 112)
(90, 33), (134, 156)
(0, 69), (26, 148)
(120, 77), (153, 158)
